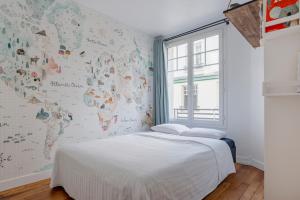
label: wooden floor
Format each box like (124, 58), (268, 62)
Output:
(0, 164), (263, 200)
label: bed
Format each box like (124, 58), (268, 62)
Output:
(51, 132), (235, 200)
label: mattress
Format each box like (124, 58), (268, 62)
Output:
(51, 132), (235, 200)
(221, 138), (236, 163)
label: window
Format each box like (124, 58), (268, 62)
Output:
(167, 30), (224, 127)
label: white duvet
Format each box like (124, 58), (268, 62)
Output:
(51, 132), (235, 200)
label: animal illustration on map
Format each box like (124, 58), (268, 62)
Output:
(0, 153), (12, 168)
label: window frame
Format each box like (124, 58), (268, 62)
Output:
(165, 28), (226, 128)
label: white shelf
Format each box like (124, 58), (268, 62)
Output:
(264, 81), (300, 87)
(265, 14), (300, 27)
(263, 81), (300, 97)
(264, 93), (300, 97)
(262, 25), (300, 43)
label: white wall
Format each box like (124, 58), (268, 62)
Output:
(249, 48), (265, 169)
(225, 24), (264, 170)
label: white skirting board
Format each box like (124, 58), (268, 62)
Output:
(0, 170), (51, 192)
(251, 159), (265, 171)
(237, 155), (264, 171)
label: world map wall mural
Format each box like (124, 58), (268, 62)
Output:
(0, 0), (153, 180)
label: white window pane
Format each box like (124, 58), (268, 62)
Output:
(178, 57), (187, 70)
(168, 47), (177, 60)
(206, 35), (219, 51)
(192, 78), (219, 120)
(206, 50), (219, 65)
(194, 65), (219, 77)
(194, 39), (205, 54)
(168, 59), (177, 71)
(178, 44), (188, 57)
(194, 53), (205, 67)
(168, 70), (188, 119)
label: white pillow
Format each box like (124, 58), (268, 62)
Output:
(181, 128), (226, 139)
(151, 124), (190, 135)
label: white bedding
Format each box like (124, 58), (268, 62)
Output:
(51, 132), (235, 200)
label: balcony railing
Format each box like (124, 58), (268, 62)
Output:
(173, 108), (219, 120)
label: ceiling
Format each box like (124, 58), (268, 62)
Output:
(74, 0), (248, 37)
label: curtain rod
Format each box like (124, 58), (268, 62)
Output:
(163, 18), (229, 42)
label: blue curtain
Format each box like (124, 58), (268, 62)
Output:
(153, 36), (169, 125)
